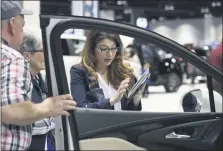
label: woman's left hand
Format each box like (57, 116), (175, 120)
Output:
(133, 83), (146, 104)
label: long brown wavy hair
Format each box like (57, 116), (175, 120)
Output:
(81, 30), (134, 90)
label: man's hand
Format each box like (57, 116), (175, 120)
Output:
(38, 94), (76, 117)
(1, 94), (76, 125)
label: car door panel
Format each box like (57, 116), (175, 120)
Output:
(138, 119), (222, 150)
(74, 109), (222, 150)
(75, 109), (221, 138)
(39, 15), (223, 151)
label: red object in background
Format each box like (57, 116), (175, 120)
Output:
(209, 42), (222, 95)
(209, 43), (223, 72)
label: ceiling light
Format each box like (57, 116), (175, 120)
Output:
(159, 17), (165, 21)
(164, 4), (175, 11)
(136, 17), (148, 28)
(169, 5), (175, 10)
(151, 19), (156, 24)
(117, 1), (122, 5)
(165, 62), (169, 66)
(165, 5), (170, 10)
(216, 1), (222, 6)
(212, 2), (216, 7)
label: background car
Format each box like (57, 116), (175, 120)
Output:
(126, 44), (183, 92)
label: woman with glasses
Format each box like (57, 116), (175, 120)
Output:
(70, 31), (144, 110)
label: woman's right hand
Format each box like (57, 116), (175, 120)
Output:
(110, 78), (131, 105)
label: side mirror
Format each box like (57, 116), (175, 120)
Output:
(181, 89), (222, 113)
(182, 89), (202, 112)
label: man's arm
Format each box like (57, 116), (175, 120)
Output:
(1, 52), (76, 125)
(1, 57), (47, 125)
(1, 94), (76, 125)
(1, 100), (48, 125)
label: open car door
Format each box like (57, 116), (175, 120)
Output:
(40, 15), (223, 151)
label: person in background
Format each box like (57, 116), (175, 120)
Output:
(209, 39), (222, 96)
(124, 45), (141, 78)
(141, 44), (161, 97)
(125, 43), (152, 98)
(70, 31), (145, 111)
(140, 44), (154, 97)
(20, 31), (55, 150)
(1, 1), (76, 150)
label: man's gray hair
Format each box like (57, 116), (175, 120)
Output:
(20, 31), (42, 54)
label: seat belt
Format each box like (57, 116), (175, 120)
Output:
(207, 75), (215, 112)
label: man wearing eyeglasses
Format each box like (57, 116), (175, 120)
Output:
(20, 31), (55, 151)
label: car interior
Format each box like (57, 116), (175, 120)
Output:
(40, 15), (223, 150)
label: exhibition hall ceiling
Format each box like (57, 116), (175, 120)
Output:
(99, 0), (222, 20)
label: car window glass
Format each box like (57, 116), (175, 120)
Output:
(61, 29), (87, 56)
(134, 41), (213, 112)
(53, 28), (222, 113)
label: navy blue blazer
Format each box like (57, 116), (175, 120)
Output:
(70, 64), (142, 111)
(31, 73), (48, 104)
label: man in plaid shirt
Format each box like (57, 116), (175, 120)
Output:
(1, 1), (76, 150)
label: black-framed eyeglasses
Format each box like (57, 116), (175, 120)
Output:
(96, 46), (119, 53)
(35, 49), (44, 53)
(23, 49), (43, 54)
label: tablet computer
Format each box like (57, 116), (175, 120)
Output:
(127, 69), (150, 100)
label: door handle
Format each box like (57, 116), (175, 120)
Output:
(166, 131), (190, 139)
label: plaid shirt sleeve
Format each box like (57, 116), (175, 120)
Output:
(1, 45), (33, 150)
(1, 57), (32, 106)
